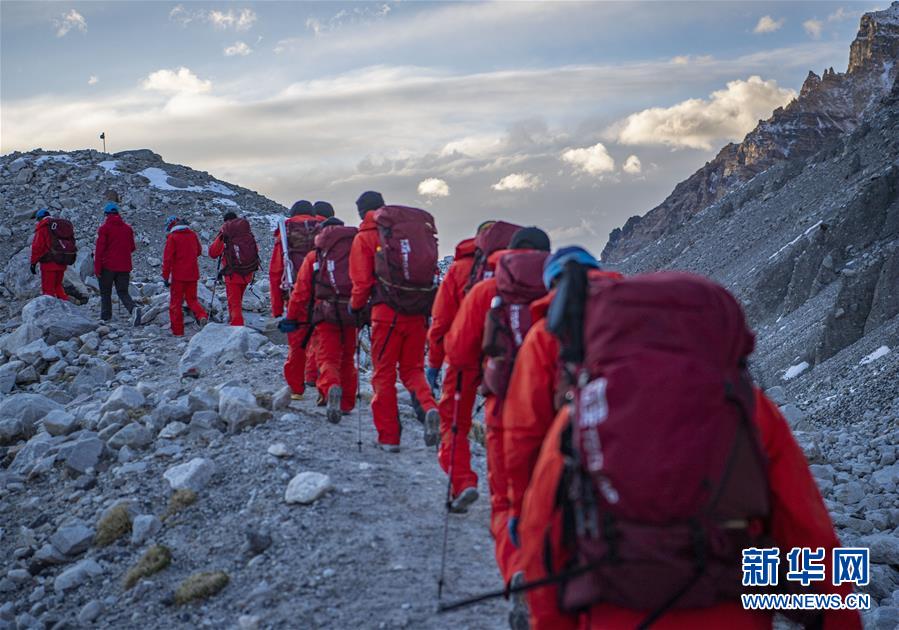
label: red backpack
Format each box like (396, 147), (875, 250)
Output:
(547, 271), (772, 621)
(286, 220), (321, 273)
(481, 250), (548, 415)
(373, 206), (439, 315)
(220, 218), (260, 276)
(312, 225), (357, 325)
(465, 221), (522, 292)
(45, 218), (77, 266)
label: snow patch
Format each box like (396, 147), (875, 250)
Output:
(859, 345), (890, 365)
(34, 154), (74, 166)
(98, 160), (120, 174)
(213, 198), (239, 208)
(139, 167), (236, 196)
(782, 361), (810, 381)
(768, 221), (823, 261)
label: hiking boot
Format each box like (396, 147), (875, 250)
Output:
(375, 442), (400, 453)
(508, 571), (530, 630)
(290, 393), (303, 401)
(131, 307), (143, 327)
(326, 387), (342, 425)
(449, 487), (479, 513)
(423, 408), (440, 447)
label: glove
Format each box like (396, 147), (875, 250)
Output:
(426, 367), (441, 392)
(278, 318), (300, 333)
(163, 279), (170, 288)
(508, 517), (520, 548)
(30, 264), (37, 275)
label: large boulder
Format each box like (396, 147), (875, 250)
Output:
(0, 322), (42, 356)
(21, 295), (96, 344)
(163, 458), (216, 492)
(3, 247), (39, 299)
(218, 386), (271, 434)
(0, 393), (63, 442)
(178, 323), (267, 376)
(100, 386), (145, 414)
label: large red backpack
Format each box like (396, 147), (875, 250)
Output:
(465, 220), (522, 293)
(286, 219), (321, 273)
(220, 218), (260, 275)
(373, 206), (439, 315)
(312, 225), (357, 325)
(481, 250), (548, 415)
(45, 218), (77, 266)
(547, 271), (772, 621)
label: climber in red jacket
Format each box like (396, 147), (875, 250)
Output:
(29, 209), (68, 300)
(208, 212), (260, 327)
(444, 227), (551, 580)
(94, 202), (141, 324)
(162, 216), (208, 336)
(348, 191), (439, 452)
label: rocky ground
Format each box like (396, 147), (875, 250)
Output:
(0, 297), (505, 629)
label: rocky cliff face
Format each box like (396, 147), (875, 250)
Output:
(602, 2), (899, 264)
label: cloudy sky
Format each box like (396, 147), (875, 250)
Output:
(0, 1), (874, 254)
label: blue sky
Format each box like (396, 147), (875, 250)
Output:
(0, 1), (876, 254)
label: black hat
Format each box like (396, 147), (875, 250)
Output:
(289, 200), (314, 217)
(355, 191), (385, 218)
(320, 216), (345, 228)
(223, 211), (238, 222)
(509, 226), (551, 252)
(313, 201), (335, 218)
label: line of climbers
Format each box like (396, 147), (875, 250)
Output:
(27, 190), (861, 630)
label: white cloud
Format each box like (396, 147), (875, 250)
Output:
(561, 143), (615, 176)
(54, 9), (87, 37)
(141, 67), (212, 94)
(622, 155), (642, 174)
(88, 76), (99, 86)
(224, 41), (253, 57)
(209, 8), (257, 31)
(827, 8), (858, 22)
(492, 172), (542, 191)
(609, 76), (795, 150)
(169, 6), (256, 31)
(753, 15), (784, 34)
(417, 178), (450, 197)
(803, 19), (824, 39)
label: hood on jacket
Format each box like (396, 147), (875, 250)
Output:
(454, 238), (476, 259)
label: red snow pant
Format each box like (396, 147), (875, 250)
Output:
(270, 271), (286, 317)
(370, 308), (437, 446)
(40, 267), (68, 300)
(283, 328), (320, 394)
(169, 280), (208, 336)
(316, 322), (358, 412)
(438, 366), (480, 497)
(223, 273), (251, 326)
(486, 396), (518, 583)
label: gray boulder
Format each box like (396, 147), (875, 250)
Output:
(54, 559), (103, 593)
(285, 472), (332, 505)
(43, 410), (79, 436)
(0, 322), (42, 356)
(50, 522), (95, 556)
(100, 386), (145, 414)
(21, 295), (96, 343)
(130, 515), (162, 546)
(861, 533), (899, 565)
(0, 418), (24, 444)
(9, 434), (54, 475)
(3, 248), (39, 299)
(178, 323), (266, 376)
(107, 423), (153, 450)
(163, 457), (216, 492)
(0, 393), (63, 440)
(61, 436), (104, 474)
(0, 361), (22, 395)
(71, 358), (115, 391)
(218, 386), (271, 433)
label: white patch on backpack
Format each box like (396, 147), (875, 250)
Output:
(327, 259), (337, 287)
(400, 238), (412, 280)
(579, 378), (608, 472)
(510, 304), (524, 346)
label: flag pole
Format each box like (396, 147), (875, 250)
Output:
(100, 132), (106, 153)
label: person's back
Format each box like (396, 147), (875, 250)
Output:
(94, 203), (140, 324)
(270, 200), (323, 317)
(29, 210), (70, 300)
(164, 225), (201, 281)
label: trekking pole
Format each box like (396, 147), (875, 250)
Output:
(210, 256), (222, 322)
(437, 370), (464, 602)
(355, 326), (364, 453)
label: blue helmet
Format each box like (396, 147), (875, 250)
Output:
(104, 202), (119, 214)
(542, 246), (600, 289)
(35, 208), (50, 220)
(165, 215), (180, 231)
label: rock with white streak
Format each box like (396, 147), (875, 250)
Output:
(285, 472), (332, 505)
(163, 457), (216, 492)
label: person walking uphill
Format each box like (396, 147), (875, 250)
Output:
(281, 217), (359, 423)
(348, 190), (441, 452)
(162, 216), (208, 336)
(208, 212), (260, 326)
(30, 208), (76, 300)
(269, 200), (324, 317)
(444, 227), (550, 582)
(95, 202), (142, 324)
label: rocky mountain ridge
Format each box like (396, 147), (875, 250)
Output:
(602, 2), (899, 264)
